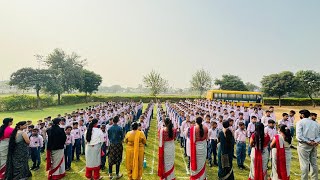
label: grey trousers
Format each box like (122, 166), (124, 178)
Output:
(297, 143), (318, 180)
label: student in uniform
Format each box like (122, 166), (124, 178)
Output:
(261, 110), (272, 127)
(29, 128), (43, 171)
(270, 124), (292, 180)
(71, 122), (81, 161)
(247, 116), (257, 156)
(264, 120), (277, 152)
(79, 119), (86, 155)
(100, 123), (108, 170)
(288, 110), (296, 138)
(39, 122), (47, 153)
(64, 126), (74, 171)
(235, 113), (245, 130)
(278, 113), (291, 128)
(208, 121), (218, 167)
(234, 122), (246, 170)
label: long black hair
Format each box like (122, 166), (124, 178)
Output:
(164, 117), (173, 139)
(86, 119), (98, 143)
(8, 121), (26, 154)
(0, 118), (13, 139)
(254, 122), (265, 151)
(223, 120), (233, 150)
(196, 116), (204, 138)
(279, 124), (292, 144)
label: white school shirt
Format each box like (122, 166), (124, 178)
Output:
(208, 128), (218, 140)
(264, 126), (277, 140)
(234, 129), (247, 142)
(261, 116), (272, 127)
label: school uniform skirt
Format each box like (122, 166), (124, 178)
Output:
(108, 143), (123, 165)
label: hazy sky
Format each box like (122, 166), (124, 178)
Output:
(0, 1), (319, 88)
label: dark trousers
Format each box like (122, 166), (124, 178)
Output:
(208, 139), (218, 164)
(72, 138), (81, 160)
(184, 138), (187, 156)
(236, 142), (246, 167)
(41, 140), (46, 153)
(109, 163), (120, 175)
(64, 144), (72, 168)
(101, 143), (107, 168)
(30, 147), (41, 167)
(180, 136), (184, 147)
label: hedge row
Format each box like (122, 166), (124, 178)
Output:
(264, 98), (320, 106)
(0, 95), (319, 111)
(0, 95), (55, 111)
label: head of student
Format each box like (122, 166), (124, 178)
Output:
(299, 109), (310, 119)
(32, 128), (39, 136)
(211, 121), (217, 129)
(239, 122), (245, 130)
(0, 117), (13, 139)
(310, 113), (317, 121)
(251, 116), (257, 123)
(65, 126), (72, 134)
(164, 118), (174, 138)
(268, 119), (275, 128)
(279, 124), (292, 144)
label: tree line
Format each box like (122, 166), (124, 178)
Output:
(143, 69), (320, 106)
(9, 49), (102, 108)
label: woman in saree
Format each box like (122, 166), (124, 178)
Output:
(217, 120), (235, 180)
(46, 118), (67, 180)
(189, 116), (208, 180)
(158, 118), (176, 180)
(248, 122), (271, 180)
(5, 121), (32, 180)
(270, 124), (292, 180)
(84, 119), (104, 180)
(0, 118), (13, 180)
(125, 122), (146, 180)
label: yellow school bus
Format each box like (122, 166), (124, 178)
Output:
(206, 90), (264, 106)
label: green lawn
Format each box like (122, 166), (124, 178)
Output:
(0, 104), (319, 179)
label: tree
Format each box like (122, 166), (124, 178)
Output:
(245, 82), (260, 91)
(261, 71), (296, 106)
(45, 48), (86, 104)
(78, 70), (102, 102)
(190, 69), (212, 97)
(143, 70), (168, 98)
(9, 68), (51, 108)
(295, 70), (320, 107)
(109, 85), (123, 93)
(215, 74), (248, 91)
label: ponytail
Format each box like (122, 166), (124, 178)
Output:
(0, 118), (13, 139)
(225, 128), (233, 150)
(196, 117), (204, 138)
(86, 119), (98, 143)
(279, 124), (292, 144)
(164, 118), (173, 139)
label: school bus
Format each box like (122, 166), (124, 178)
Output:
(206, 90), (264, 106)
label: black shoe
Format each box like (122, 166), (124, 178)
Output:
(34, 167), (40, 171)
(66, 167), (70, 171)
(239, 166), (243, 170)
(209, 163), (213, 167)
(30, 166), (36, 170)
(241, 165), (246, 170)
(214, 162), (218, 166)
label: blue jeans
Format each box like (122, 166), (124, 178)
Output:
(30, 147), (41, 167)
(101, 142), (107, 167)
(236, 142), (246, 166)
(208, 139), (218, 164)
(64, 144), (72, 168)
(72, 139), (81, 160)
(290, 127), (295, 137)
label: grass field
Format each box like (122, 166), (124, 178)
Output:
(0, 104), (319, 180)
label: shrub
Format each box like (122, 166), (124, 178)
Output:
(0, 95), (55, 111)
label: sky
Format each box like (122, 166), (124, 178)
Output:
(0, 1), (319, 88)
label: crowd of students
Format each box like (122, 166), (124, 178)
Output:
(0, 101), (155, 180)
(157, 99), (320, 180)
(0, 99), (319, 180)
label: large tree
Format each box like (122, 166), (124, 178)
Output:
(295, 70), (320, 107)
(190, 69), (212, 97)
(45, 48), (86, 104)
(78, 70), (102, 102)
(9, 68), (51, 108)
(261, 71), (296, 106)
(143, 70), (168, 98)
(215, 74), (248, 91)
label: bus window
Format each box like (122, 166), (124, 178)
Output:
(228, 94), (236, 99)
(221, 93), (227, 99)
(235, 94), (242, 100)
